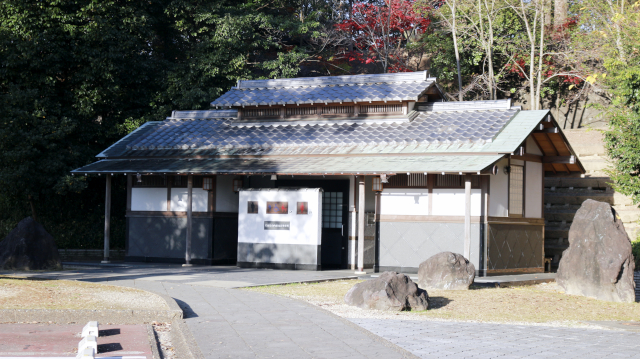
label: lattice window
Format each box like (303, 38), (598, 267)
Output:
(360, 104), (402, 114)
(322, 192), (343, 229)
(133, 175), (166, 188)
(509, 165), (524, 216)
(243, 108), (280, 118)
(386, 174), (408, 187)
(436, 175), (462, 187)
(385, 174), (428, 188)
(434, 175), (480, 188)
(286, 107), (317, 116)
(321, 106), (354, 115)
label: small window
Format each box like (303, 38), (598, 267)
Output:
(266, 201), (288, 214)
(297, 202), (308, 214)
(247, 201), (258, 214)
(509, 165), (524, 217)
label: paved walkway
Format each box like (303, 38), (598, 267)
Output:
(351, 318), (640, 359)
(4, 264), (640, 359)
(3, 265), (411, 359)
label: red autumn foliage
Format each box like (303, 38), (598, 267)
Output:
(335, 0), (431, 72)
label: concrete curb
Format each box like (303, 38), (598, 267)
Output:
(170, 319), (205, 359)
(147, 323), (163, 359)
(147, 290), (204, 359)
(0, 307), (182, 324)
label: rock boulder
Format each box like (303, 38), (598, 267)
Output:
(0, 217), (62, 270)
(418, 252), (475, 290)
(344, 271), (429, 311)
(557, 199), (635, 303)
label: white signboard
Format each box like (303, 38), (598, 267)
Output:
(238, 188), (322, 245)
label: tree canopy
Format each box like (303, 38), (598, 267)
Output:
(1, 0), (639, 245)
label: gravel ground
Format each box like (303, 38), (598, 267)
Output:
(246, 280), (639, 329)
(0, 276), (168, 310)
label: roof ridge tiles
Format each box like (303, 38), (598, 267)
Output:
(234, 71), (431, 90)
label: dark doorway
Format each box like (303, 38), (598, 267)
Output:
(276, 179), (349, 269)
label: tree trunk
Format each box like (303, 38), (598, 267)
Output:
(535, 5), (545, 110)
(553, 0), (567, 28)
(28, 194), (38, 222)
(449, 0), (463, 101)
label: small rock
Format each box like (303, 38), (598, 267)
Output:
(0, 217), (62, 270)
(344, 271), (429, 311)
(557, 199), (636, 303)
(418, 252), (475, 290)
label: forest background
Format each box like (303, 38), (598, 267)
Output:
(1, 0), (639, 249)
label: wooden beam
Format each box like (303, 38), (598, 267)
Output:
(511, 154), (543, 163)
(464, 174), (472, 260)
(542, 155), (575, 164)
(184, 175), (193, 266)
(534, 127), (559, 134)
(102, 174), (112, 264)
(357, 176), (365, 273)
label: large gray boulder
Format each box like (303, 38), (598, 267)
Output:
(0, 217), (62, 270)
(344, 271), (429, 311)
(557, 200), (635, 303)
(418, 252), (475, 290)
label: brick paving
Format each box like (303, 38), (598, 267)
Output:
(350, 318), (640, 359)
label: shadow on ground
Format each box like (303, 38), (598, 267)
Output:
(427, 296), (452, 309)
(175, 298), (199, 318)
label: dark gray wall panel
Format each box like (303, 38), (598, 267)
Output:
(487, 224), (543, 270)
(128, 217), (211, 259)
(379, 222), (480, 269)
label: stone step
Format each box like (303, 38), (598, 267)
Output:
(577, 156), (612, 172)
(562, 129), (607, 157)
(614, 209), (640, 223)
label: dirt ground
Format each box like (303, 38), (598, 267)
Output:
(0, 276), (168, 311)
(246, 279), (640, 324)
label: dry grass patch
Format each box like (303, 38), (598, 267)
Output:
(0, 276), (168, 310)
(246, 279), (640, 324)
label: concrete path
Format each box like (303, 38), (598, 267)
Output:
(4, 264), (640, 359)
(351, 318), (640, 359)
(3, 265), (412, 359)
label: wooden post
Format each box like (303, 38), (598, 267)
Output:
(102, 174), (112, 264)
(464, 174), (472, 260)
(184, 175), (193, 266)
(357, 176), (365, 273)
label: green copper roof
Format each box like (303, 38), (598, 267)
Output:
(72, 154), (504, 175)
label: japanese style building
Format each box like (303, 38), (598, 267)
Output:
(72, 71), (584, 275)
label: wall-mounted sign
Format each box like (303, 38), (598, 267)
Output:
(297, 202), (308, 214)
(247, 201), (258, 214)
(266, 201), (288, 214)
(264, 221), (290, 230)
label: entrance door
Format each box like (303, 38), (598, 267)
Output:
(276, 180), (349, 269)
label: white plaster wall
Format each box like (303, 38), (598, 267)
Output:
(238, 189), (322, 245)
(525, 161), (543, 218)
(526, 136), (543, 155)
(380, 189), (429, 215)
(170, 188), (208, 212)
(216, 175), (240, 212)
(131, 188), (167, 211)
(432, 189), (481, 216)
(489, 158), (509, 217)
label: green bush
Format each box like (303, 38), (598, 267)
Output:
(633, 237), (640, 270)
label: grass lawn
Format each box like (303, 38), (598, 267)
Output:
(246, 279), (640, 324)
(0, 276), (168, 311)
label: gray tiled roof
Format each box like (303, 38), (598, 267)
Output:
(210, 71), (436, 106)
(72, 154), (504, 175)
(114, 108), (517, 157)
